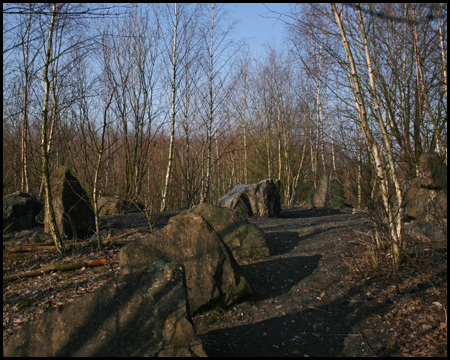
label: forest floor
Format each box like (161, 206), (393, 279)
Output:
(3, 206), (447, 356)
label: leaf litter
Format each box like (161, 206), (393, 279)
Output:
(3, 207), (447, 356)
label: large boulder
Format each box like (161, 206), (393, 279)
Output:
(404, 152), (447, 222)
(3, 260), (206, 357)
(312, 172), (331, 208)
(218, 184), (253, 217)
(98, 195), (144, 217)
(219, 179), (281, 217)
(169, 202), (274, 260)
(310, 172), (345, 208)
(404, 179), (447, 222)
(404, 219), (447, 243)
(120, 213), (252, 316)
(3, 191), (42, 232)
(44, 167), (95, 239)
(417, 152), (447, 189)
(246, 179), (282, 217)
(328, 175), (345, 208)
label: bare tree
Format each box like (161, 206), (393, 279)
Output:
(92, 88), (115, 250)
(199, 3), (240, 203)
(160, 3), (179, 211)
(40, 3), (64, 253)
(330, 3), (405, 288)
(20, 4), (36, 193)
(158, 3), (202, 210)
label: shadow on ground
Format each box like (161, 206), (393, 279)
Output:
(278, 207), (346, 219)
(199, 283), (389, 357)
(240, 255), (322, 301)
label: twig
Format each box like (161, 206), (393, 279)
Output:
(3, 259), (107, 282)
(227, 343), (238, 357)
(4, 244), (53, 252)
(358, 330), (373, 351)
(107, 228), (153, 242)
(331, 284), (367, 303)
(304, 306), (334, 315)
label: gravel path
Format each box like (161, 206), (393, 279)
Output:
(193, 207), (390, 357)
(2, 207), (402, 356)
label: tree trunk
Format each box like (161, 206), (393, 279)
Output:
(161, 3), (178, 211)
(355, 3), (404, 267)
(331, 4), (403, 288)
(92, 90), (115, 250)
(21, 4), (34, 193)
(201, 4), (215, 204)
(41, 3), (64, 253)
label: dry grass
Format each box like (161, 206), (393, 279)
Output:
(340, 224), (447, 357)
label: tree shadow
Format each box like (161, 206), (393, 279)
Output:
(4, 265), (194, 357)
(278, 207), (345, 219)
(199, 283), (390, 357)
(264, 221), (362, 255)
(240, 255), (322, 301)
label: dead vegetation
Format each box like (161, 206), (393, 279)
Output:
(339, 226), (447, 357)
(3, 209), (447, 356)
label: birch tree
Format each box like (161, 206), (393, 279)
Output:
(20, 4), (35, 193)
(331, 3), (405, 286)
(200, 3), (240, 203)
(40, 3), (65, 253)
(160, 3), (179, 211)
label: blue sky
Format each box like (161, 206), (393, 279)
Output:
(231, 3), (292, 58)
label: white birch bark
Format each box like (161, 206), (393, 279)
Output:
(160, 3), (178, 211)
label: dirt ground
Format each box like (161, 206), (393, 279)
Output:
(3, 206), (447, 356)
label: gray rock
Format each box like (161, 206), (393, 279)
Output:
(404, 153), (447, 222)
(417, 152), (447, 189)
(97, 196), (144, 217)
(44, 167), (95, 239)
(169, 202), (274, 259)
(3, 260), (206, 357)
(218, 183), (253, 217)
(312, 172), (331, 208)
(120, 213), (252, 316)
(219, 179), (281, 217)
(404, 219), (447, 243)
(3, 191), (42, 232)
(245, 179), (281, 217)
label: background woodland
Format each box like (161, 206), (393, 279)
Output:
(3, 4), (447, 229)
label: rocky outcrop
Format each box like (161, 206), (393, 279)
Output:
(416, 152), (447, 189)
(3, 191), (42, 232)
(311, 172), (345, 208)
(312, 172), (331, 208)
(98, 196), (144, 217)
(120, 213), (252, 316)
(405, 152), (447, 222)
(169, 202), (274, 260)
(3, 260), (206, 357)
(218, 184), (253, 217)
(404, 219), (447, 243)
(219, 179), (281, 217)
(44, 168), (95, 239)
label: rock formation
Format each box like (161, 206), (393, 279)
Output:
(169, 202), (274, 259)
(311, 172), (345, 208)
(3, 260), (206, 357)
(97, 195), (144, 217)
(3, 191), (42, 232)
(312, 172), (331, 208)
(120, 213), (252, 315)
(405, 152), (447, 222)
(44, 167), (95, 239)
(219, 179), (281, 217)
